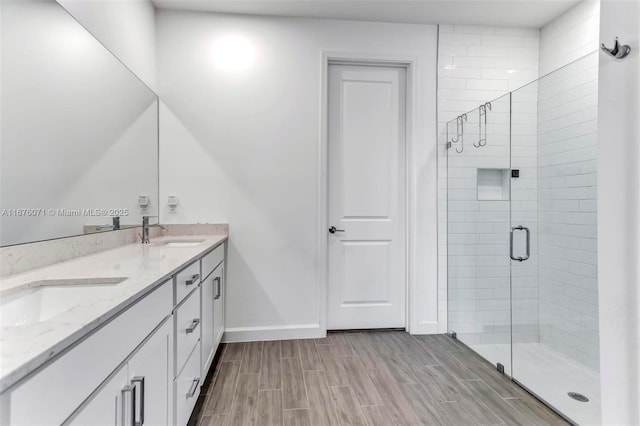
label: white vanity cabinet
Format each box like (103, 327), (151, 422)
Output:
(1, 239), (226, 426)
(69, 319), (173, 426)
(200, 244), (225, 377)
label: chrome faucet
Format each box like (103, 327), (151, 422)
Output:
(140, 216), (165, 244)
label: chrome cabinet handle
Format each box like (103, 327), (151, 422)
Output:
(121, 385), (134, 426)
(186, 378), (200, 398)
(510, 225), (530, 262)
(186, 318), (200, 333)
(186, 274), (200, 286)
(328, 226), (345, 234)
(131, 376), (145, 426)
(214, 277), (221, 300)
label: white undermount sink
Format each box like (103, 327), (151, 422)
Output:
(0, 277), (127, 327)
(160, 239), (205, 247)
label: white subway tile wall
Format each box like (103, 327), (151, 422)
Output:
(539, 1), (601, 76)
(437, 24), (540, 352)
(536, 0), (600, 371)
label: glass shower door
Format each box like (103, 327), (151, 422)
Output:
(447, 93), (512, 373)
(510, 52), (601, 425)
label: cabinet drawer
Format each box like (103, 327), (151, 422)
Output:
(175, 260), (200, 305)
(201, 244), (224, 281)
(6, 280), (172, 426)
(175, 289), (200, 375)
(174, 344), (201, 426)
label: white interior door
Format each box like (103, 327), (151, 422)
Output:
(327, 63), (407, 330)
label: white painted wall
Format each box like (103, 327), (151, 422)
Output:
(156, 11), (438, 340)
(597, 1), (640, 424)
(56, 0), (157, 91)
(437, 25), (540, 337)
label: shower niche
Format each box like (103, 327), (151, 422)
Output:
(476, 168), (509, 201)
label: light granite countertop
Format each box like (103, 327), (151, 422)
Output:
(0, 234), (227, 392)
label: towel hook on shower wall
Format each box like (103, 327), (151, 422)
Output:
(601, 37), (631, 59)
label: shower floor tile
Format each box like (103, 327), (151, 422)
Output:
(471, 342), (601, 425)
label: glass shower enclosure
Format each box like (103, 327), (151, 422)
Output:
(446, 51), (600, 425)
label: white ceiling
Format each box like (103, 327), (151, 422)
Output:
(151, 0), (582, 29)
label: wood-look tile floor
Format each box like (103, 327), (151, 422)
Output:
(196, 331), (568, 426)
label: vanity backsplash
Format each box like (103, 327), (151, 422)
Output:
(0, 224), (228, 277)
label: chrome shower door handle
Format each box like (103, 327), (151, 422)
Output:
(510, 225), (530, 262)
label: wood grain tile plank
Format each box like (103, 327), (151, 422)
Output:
(283, 409), (312, 426)
(450, 349), (526, 398)
(346, 334), (387, 370)
(241, 341), (263, 374)
(303, 370), (339, 426)
(437, 351), (479, 380)
(340, 356), (383, 406)
(222, 343), (246, 362)
(379, 354), (417, 384)
(282, 357), (308, 409)
(399, 383), (448, 424)
(461, 379), (534, 425)
(411, 365), (465, 403)
(366, 368), (422, 425)
(316, 345), (349, 387)
(260, 341), (282, 390)
(200, 414), (227, 426)
(330, 333), (356, 356)
(255, 389), (283, 426)
(329, 386), (367, 426)
(412, 334), (450, 353)
(358, 405), (396, 426)
(385, 331), (423, 354)
(281, 340), (300, 358)
(314, 335), (335, 345)
(506, 397), (569, 425)
(298, 339), (323, 371)
(431, 334), (465, 352)
(226, 373), (260, 426)
(205, 361), (241, 415)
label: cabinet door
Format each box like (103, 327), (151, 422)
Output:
(68, 366), (129, 426)
(127, 320), (173, 426)
(201, 274), (215, 375)
(212, 265), (225, 348)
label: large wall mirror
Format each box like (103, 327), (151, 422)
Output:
(0, 0), (159, 246)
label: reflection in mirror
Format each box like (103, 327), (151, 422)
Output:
(0, 0), (158, 246)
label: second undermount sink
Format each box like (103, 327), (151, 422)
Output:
(160, 239), (205, 247)
(0, 277), (127, 327)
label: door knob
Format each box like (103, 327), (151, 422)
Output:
(328, 226), (345, 234)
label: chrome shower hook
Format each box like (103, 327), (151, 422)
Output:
(475, 102), (492, 148)
(601, 37), (631, 59)
(456, 113), (467, 153)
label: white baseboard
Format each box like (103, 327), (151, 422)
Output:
(222, 323), (324, 342)
(411, 320), (440, 335)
